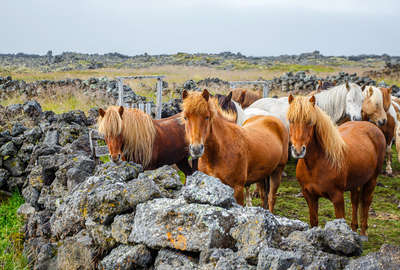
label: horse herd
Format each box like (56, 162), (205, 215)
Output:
(97, 82), (400, 239)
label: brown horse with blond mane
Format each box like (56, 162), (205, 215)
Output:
(97, 106), (194, 176)
(288, 95), (386, 237)
(182, 89), (288, 212)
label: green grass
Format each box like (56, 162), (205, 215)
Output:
(0, 192), (28, 270)
(251, 147), (400, 255)
(268, 64), (336, 73)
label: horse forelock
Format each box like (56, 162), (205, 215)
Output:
(364, 86), (384, 107)
(287, 96), (347, 170)
(121, 108), (156, 168)
(182, 91), (215, 117)
(97, 106), (123, 138)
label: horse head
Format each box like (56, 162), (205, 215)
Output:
(182, 89), (214, 159)
(287, 95), (316, 159)
(98, 106), (125, 163)
(361, 86), (387, 126)
(345, 82), (363, 121)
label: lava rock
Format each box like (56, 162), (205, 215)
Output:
(99, 244), (152, 270)
(0, 141), (17, 156)
(182, 171), (235, 208)
(11, 122), (27, 136)
(23, 100), (42, 118)
(154, 248), (198, 270)
(275, 216), (309, 237)
(95, 161), (143, 182)
(130, 198), (235, 252)
(345, 244), (400, 270)
(111, 213), (135, 244)
(43, 130), (59, 146)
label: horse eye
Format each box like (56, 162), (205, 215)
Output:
(184, 117), (187, 120)
(205, 117), (209, 120)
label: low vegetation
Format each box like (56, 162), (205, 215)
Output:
(0, 192), (28, 270)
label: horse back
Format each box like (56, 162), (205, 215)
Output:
(243, 115), (289, 172)
(151, 113), (189, 168)
(339, 121), (386, 189)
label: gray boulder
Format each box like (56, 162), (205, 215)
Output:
(0, 141), (17, 156)
(57, 230), (98, 270)
(229, 207), (279, 263)
(257, 247), (302, 270)
(50, 175), (161, 239)
(11, 122), (27, 136)
(17, 203), (36, 221)
(66, 155), (95, 191)
(4, 157), (25, 176)
(182, 171), (235, 208)
(130, 198), (235, 252)
(154, 248), (198, 270)
(99, 244), (152, 270)
(95, 161), (143, 182)
(0, 168), (9, 189)
(43, 130), (59, 146)
(24, 127), (42, 144)
(111, 213), (135, 244)
(23, 100), (42, 118)
(200, 248), (256, 270)
(137, 165), (183, 198)
(275, 216), (309, 237)
(345, 244), (400, 270)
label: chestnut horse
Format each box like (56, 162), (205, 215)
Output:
(231, 88), (261, 109)
(362, 86), (397, 175)
(97, 106), (195, 176)
(288, 95), (386, 237)
(182, 89), (288, 212)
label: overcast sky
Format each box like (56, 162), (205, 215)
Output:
(1, 0), (399, 56)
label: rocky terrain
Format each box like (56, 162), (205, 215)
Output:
(1, 51), (399, 72)
(0, 101), (399, 269)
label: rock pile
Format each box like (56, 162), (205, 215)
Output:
(0, 101), (398, 269)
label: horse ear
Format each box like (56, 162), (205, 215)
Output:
(309, 95), (316, 106)
(288, 94), (294, 104)
(239, 90), (246, 104)
(202, 89), (210, 101)
(361, 84), (367, 91)
(99, 108), (105, 118)
(227, 91), (232, 101)
(118, 106), (124, 118)
(345, 81), (350, 91)
(182, 90), (188, 100)
(368, 87), (374, 97)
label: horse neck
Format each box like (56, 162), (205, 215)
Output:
(303, 129), (328, 169)
(203, 114), (228, 159)
(315, 86), (347, 123)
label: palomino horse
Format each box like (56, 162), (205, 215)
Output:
(287, 95), (386, 237)
(97, 106), (194, 176)
(362, 86), (397, 175)
(231, 88), (261, 109)
(182, 89), (288, 212)
(248, 82), (364, 125)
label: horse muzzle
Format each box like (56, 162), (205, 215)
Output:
(110, 154), (121, 163)
(189, 144), (204, 159)
(291, 145), (306, 159)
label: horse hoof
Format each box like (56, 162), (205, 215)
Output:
(360, 235), (369, 242)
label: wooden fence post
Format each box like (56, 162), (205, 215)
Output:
(156, 78), (163, 119)
(118, 78), (124, 106)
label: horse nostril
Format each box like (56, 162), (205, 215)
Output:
(301, 146), (306, 152)
(200, 144), (204, 151)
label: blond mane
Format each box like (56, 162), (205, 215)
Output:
(121, 108), (156, 168)
(287, 96), (347, 169)
(97, 106), (123, 137)
(182, 91), (236, 122)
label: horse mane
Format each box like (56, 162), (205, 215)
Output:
(314, 84), (349, 123)
(287, 96), (347, 169)
(121, 108), (156, 168)
(97, 106), (123, 137)
(182, 91), (233, 121)
(363, 86), (384, 109)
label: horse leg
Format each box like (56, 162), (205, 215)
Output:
(385, 143), (393, 176)
(234, 185), (245, 206)
(330, 191), (345, 219)
(245, 186), (253, 207)
(350, 189), (361, 232)
(360, 178), (377, 237)
(257, 181), (267, 209)
(268, 167), (283, 214)
(303, 190), (319, 227)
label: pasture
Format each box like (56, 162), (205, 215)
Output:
(0, 65), (399, 269)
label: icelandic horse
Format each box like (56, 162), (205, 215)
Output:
(288, 95), (386, 237)
(97, 106), (195, 176)
(182, 89), (288, 212)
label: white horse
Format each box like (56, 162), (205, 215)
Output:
(246, 82), (364, 125)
